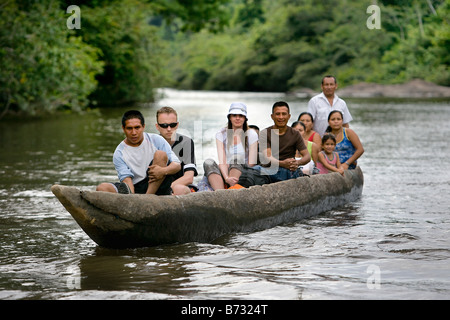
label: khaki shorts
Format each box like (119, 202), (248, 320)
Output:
(203, 158), (245, 178)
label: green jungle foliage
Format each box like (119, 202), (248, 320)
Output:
(1, 0), (448, 118)
(165, 0), (449, 92)
(0, 0), (231, 117)
(0, 0), (103, 117)
(77, 0), (164, 106)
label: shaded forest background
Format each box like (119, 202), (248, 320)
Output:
(1, 0), (448, 118)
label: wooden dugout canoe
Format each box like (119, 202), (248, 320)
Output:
(51, 167), (363, 249)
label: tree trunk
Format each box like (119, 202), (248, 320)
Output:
(0, 95), (11, 120)
(426, 0), (437, 16)
(416, 4), (425, 37)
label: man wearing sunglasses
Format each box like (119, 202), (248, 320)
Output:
(96, 110), (181, 195)
(155, 107), (198, 195)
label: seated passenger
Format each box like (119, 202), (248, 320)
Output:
(325, 110), (364, 170)
(291, 121), (319, 175)
(258, 101), (310, 182)
(297, 112), (322, 146)
(203, 102), (258, 190)
(96, 110), (181, 195)
(155, 106), (198, 195)
(316, 133), (344, 175)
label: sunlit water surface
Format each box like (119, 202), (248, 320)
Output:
(0, 89), (449, 300)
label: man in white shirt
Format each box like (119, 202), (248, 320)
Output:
(307, 75), (353, 137)
(96, 110), (181, 195)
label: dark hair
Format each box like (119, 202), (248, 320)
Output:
(328, 110), (343, 121)
(322, 133), (337, 145)
(297, 111), (314, 122)
(225, 119), (250, 159)
(272, 101), (290, 113)
(325, 110), (344, 133)
(249, 125), (259, 131)
(322, 75), (337, 85)
(122, 110), (145, 127)
(227, 115), (248, 131)
(291, 121), (305, 130)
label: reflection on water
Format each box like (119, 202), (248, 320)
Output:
(0, 90), (449, 300)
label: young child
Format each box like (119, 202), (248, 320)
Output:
(316, 133), (345, 176)
(291, 121), (319, 175)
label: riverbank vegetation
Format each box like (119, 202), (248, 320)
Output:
(166, 0), (449, 92)
(1, 0), (448, 118)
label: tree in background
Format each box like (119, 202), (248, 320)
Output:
(149, 0), (231, 32)
(164, 0), (449, 92)
(77, 0), (233, 105)
(0, 0), (103, 119)
(1, 0), (448, 118)
(372, 0), (450, 85)
(1, 0), (233, 117)
(78, 0), (164, 106)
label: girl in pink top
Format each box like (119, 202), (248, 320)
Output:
(316, 133), (344, 175)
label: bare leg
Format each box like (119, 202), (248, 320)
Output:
(228, 168), (242, 184)
(172, 184), (191, 195)
(208, 173), (225, 190)
(96, 183), (118, 193)
(147, 150), (168, 194)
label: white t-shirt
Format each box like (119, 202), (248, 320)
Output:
(215, 128), (258, 164)
(113, 133), (180, 184)
(307, 92), (353, 136)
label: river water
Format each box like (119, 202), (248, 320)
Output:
(0, 89), (449, 301)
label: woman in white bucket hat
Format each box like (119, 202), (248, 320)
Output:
(203, 102), (258, 190)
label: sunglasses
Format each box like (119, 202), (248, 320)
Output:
(158, 122), (178, 128)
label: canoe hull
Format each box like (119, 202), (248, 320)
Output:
(52, 167), (364, 248)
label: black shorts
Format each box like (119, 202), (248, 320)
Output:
(114, 175), (173, 196)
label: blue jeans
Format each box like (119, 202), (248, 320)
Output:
(267, 167), (302, 183)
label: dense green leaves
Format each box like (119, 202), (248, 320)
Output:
(0, 0), (103, 117)
(165, 0), (449, 91)
(0, 0), (232, 117)
(1, 0), (448, 118)
(78, 0), (164, 105)
(149, 0), (232, 32)
(372, 0), (450, 85)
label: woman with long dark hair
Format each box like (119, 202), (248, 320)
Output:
(297, 111), (322, 146)
(203, 103), (258, 190)
(325, 110), (364, 170)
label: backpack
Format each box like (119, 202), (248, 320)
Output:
(237, 166), (271, 188)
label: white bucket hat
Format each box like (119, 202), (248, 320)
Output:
(228, 102), (247, 118)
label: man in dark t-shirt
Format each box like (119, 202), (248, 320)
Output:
(155, 107), (198, 195)
(259, 101), (310, 182)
